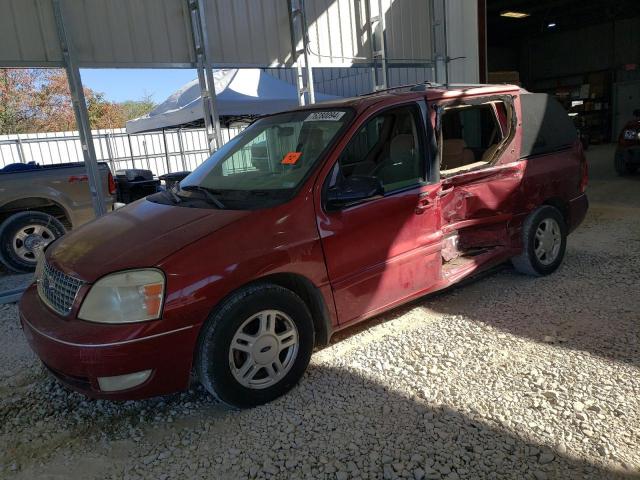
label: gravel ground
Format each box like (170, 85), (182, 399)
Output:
(1, 144), (638, 479)
(0, 270), (32, 292)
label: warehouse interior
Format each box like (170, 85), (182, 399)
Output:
(1, 1), (640, 478)
(487, 0), (640, 143)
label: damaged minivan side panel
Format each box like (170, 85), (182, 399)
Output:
(435, 94), (524, 272)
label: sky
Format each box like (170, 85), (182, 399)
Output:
(79, 68), (197, 103)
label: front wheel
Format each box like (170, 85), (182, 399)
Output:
(512, 206), (567, 277)
(195, 284), (314, 409)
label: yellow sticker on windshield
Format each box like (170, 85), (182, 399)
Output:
(282, 152), (302, 165)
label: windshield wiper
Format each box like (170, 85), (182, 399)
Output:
(165, 187), (182, 204)
(179, 185), (226, 209)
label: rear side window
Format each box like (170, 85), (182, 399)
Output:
(520, 93), (577, 158)
(440, 102), (506, 172)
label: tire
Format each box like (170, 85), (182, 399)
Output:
(195, 283), (314, 409)
(614, 151), (637, 176)
(511, 205), (567, 277)
(0, 211), (66, 273)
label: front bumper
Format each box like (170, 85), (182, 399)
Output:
(19, 285), (199, 400)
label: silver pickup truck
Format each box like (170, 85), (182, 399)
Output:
(0, 162), (115, 272)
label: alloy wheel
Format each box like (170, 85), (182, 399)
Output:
(534, 218), (562, 266)
(228, 309), (299, 389)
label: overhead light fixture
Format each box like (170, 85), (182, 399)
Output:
(500, 11), (530, 19)
(547, 22), (557, 28)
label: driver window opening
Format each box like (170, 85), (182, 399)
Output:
(332, 105), (425, 193)
(440, 102), (508, 174)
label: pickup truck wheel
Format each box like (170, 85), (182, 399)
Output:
(511, 205), (567, 277)
(195, 284), (314, 409)
(0, 211), (66, 273)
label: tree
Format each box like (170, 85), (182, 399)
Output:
(120, 94), (156, 121)
(0, 69), (51, 134)
(0, 69), (155, 134)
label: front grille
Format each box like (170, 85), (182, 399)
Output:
(37, 261), (84, 316)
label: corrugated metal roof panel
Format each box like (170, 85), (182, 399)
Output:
(0, 0), (435, 68)
(66, 0), (194, 67)
(0, 0), (62, 66)
(205, 0), (293, 67)
(382, 0), (432, 65)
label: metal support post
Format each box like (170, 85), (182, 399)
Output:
(52, 0), (106, 217)
(188, 0), (223, 153)
(177, 128), (187, 171)
(431, 0), (449, 85)
(300, 0), (315, 104)
(162, 129), (171, 174)
(295, 63), (306, 106)
(288, 0), (315, 105)
(105, 132), (116, 172)
(127, 134), (136, 168)
(366, 0), (388, 91)
(15, 137), (26, 163)
(375, 0), (387, 89)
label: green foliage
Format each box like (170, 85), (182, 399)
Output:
(0, 69), (156, 134)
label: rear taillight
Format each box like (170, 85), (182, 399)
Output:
(579, 154), (588, 193)
(108, 172), (117, 195)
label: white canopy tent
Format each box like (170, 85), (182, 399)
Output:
(126, 69), (339, 134)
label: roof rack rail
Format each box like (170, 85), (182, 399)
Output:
(357, 80), (445, 98)
(358, 83), (422, 97)
(410, 81), (444, 91)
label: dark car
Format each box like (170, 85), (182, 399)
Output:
(20, 84), (588, 409)
(614, 109), (640, 175)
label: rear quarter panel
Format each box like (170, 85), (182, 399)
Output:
(515, 142), (585, 245)
(520, 144), (583, 211)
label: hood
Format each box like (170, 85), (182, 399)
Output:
(48, 199), (250, 281)
(623, 119), (640, 131)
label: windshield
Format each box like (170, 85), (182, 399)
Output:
(181, 109), (352, 199)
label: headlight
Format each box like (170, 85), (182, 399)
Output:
(78, 269), (165, 323)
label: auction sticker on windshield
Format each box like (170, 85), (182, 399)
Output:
(305, 111), (346, 121)
(281, 152), (303, 165)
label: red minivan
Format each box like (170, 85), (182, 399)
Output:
(20, 85), (588, 408)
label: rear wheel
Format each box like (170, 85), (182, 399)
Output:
(0, 211), (66, 273)
(512, 206), (567, 277)
(195, 284), (314, 409)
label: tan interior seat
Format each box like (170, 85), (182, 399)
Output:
(376, 134), (417, 184)
(442, 139), (475, 170)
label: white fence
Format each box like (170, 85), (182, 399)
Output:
(0, 127), (244, 177)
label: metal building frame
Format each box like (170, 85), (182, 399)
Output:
(189, 0), (224, 151)
(16, 0), (236, 216)
(1, 0), (459, 217)
(367, 0), (388, 91)
(52, 0), (107, 216)
(288, 0), (316, 106)
(7, 0), (322, 217)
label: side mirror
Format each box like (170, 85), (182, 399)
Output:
(326, 175), (384, 210)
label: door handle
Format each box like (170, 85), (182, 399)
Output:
(438, 186), (454, 197)
(415, 196), (433, 214)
